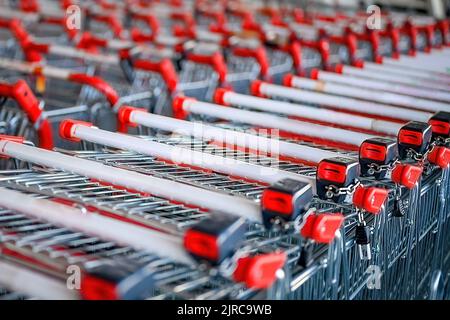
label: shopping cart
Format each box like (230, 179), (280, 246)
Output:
(0, 19), (27, 60)
(0, 164), (303, 300)
(73, 118), (445, 300)
(0, 5), (78, 45)
(145, 91), (448, 297)
(21, 37), (181, 116)
(0, 185), (250, 300)
(64, 111), (421, 299)
(0, 80), (52, 153)
(0, 0), (449, 301)
(0, 136), (346, 300)
(65, 140), (388, 300)
(0, 58), (150, 148)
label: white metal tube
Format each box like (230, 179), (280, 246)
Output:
(0, 58), (35, 73)
(49, 45), (120, 65)
(70, 124), (315, 186)
(0, 141), (262, 222)
(221, 91), (403, 135)
(0, 260), (79, 300)
(348, 63), (450, 90)
(106, 39), (135, 50)
(0, 187), (195, 265)
(313, 69), (450, 102)
(0, 58), (71, 79)
(382, 56), (450, 73)
(289, 76), (450, 112)
(256, 82), (433, 122)
(128, 112), (341, 164)
(0, 8), (40, 22)
(40, 65), (72, 79)
(374, 58), (450, 81)
(367, 58), (450, 79)
(414, 51), (450, 62)
(181, 100), (376, 146)
(50, 43), (174, 63)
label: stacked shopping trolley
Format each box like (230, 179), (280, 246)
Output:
(0, 0), (449, 300)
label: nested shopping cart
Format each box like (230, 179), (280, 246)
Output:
(0, 138), (310, 298)
(0, 181), (255, 300)
(0, 0), (449, 301)
(0, 132), (350, 300)
(0, 57), (157, 148)
(64, 114), (448, 300)
(0, 18), (28, 60)
(20, 36), (182, 116)
(54, 112), (415, 300)
(0, 80), (52, 157)
(142, 89), (448, 296)
(0, 5), (79, 45)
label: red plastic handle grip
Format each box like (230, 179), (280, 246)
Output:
(298, 39), (330, 68)
(0, 80), (54, 149)
(89, 14), (123, 38)
(187, 52), (228, 84)
(133, 59), (179, 93)
(68, 74), (120, 106)
(76, 32), (108, 51)
(233, 252), (287, 289)
(19, 0), (39, 12)
(232, 47), (271, 79)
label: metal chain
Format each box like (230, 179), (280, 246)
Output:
(325, 180), (361, 199)
(406, 141), (437, 166)
(435, 136), (450, 146)
(367, 159), (400, 175)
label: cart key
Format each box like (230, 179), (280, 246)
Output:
(298, 241), (314, 268)
(355, 224), (372, 260)
(393, 197), (408, 218)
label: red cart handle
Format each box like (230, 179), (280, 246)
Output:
(130, 13), (160, 42)
(132, 58), (179, 94)
(437, 20), (449, 46)
(380, 23), (401, 58)
(187, 52), (228, 84)
(401, 21), (418, 55)
(232, 46), (271, 81)
(76, 32), (109, 52)
(417, 24), (436, 51)
(355, 27), (381, 60)
(19, 0), (39, 12)
(97, 0), (119, 10)
(68, 74), (120, 106)
(325, 34), (358, 64)
(0, 19), (30, 44)
(39, 15), (79, 41)
(87, 13), (124, 38)
(296, 38), (330, 69)
(285, 41), (303, 75)
(197, 6), (227, 28)
(0, 80), (53, 149)
(20, 41), (48, 62)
